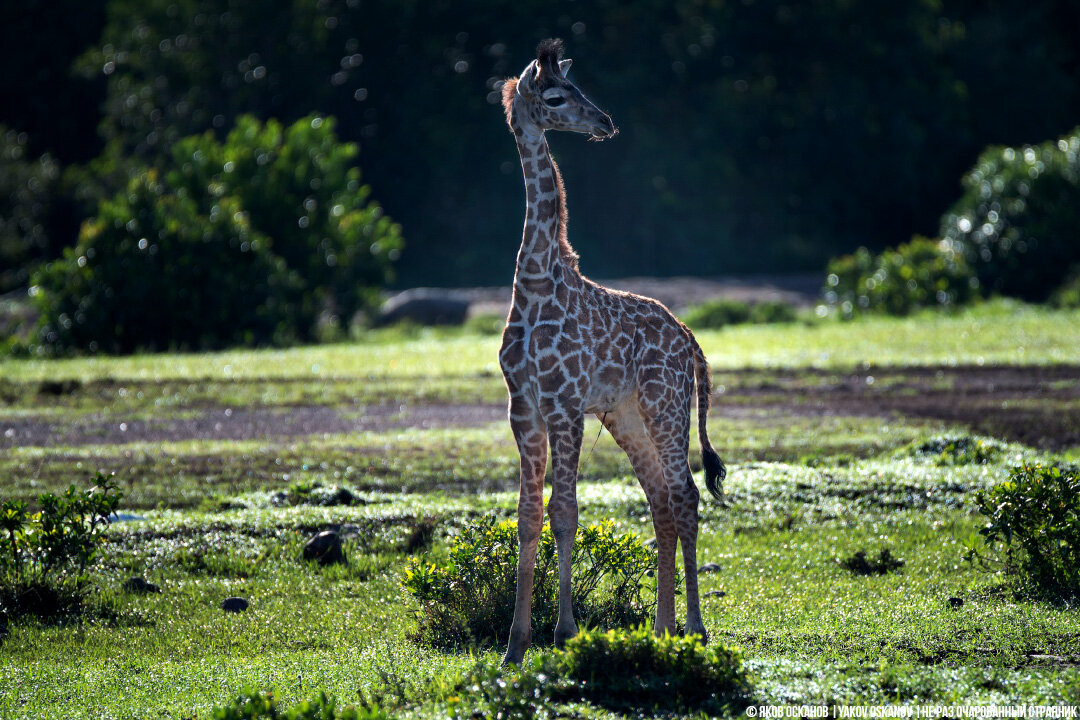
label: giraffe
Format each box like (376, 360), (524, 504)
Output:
(498, 38), (727, 666)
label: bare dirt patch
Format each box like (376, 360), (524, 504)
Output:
(2, 364), (1078, 451)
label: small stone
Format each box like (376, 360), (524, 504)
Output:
(698, 562), (722, 574)
(303, 530), (346, 566)
(123, 577), (161, 594)
(704, 590), (726, 598)
(947, 597), (964, 609)
(221, 597), (249, 612)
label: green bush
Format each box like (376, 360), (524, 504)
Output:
(940, 128), (1080, 302)
(401, 517), (656, 647)
(682, 298), (795, 329)
(0, 474), (121, 618)
(909, 435), (1007, 466)
(824, 236), (977, 318)
(31, 170), (300, 354)
(30, 114), (401, 354)
(167, 115), (402, 336)
(544, 627), (749, 713)
(442, 628), (748, 716)
(973, 464), (1080, 598)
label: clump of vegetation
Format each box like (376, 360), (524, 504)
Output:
(840, 548), (905, 576)
(682, 298), (796, 329)
(32, 171), (298, 354)
(0, 474), (120, 619)
(940, 127), (1080, 302)
(824, 236), (977, 318)
(30, 115), (402, 354)
(971, 464), (1080, 598)
(909, 435), (1007, 466)
(401, 517), (656, 647)
(546, 627), (750, 714)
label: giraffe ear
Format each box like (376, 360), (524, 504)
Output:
(558, 58), (572, 77)
(517, 60), (540, 96)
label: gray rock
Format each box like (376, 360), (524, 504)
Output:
(377, 289), (469, 326)
(123, 577), (161, 594)
(698, 562), (722, 574)
(221, 597), (249, 612)
(303, 530), (346, 566)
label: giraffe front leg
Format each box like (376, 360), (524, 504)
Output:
(546, 414), (583, 648)
(503, 412), (548, 666)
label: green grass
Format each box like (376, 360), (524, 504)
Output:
(2, 301), (1080, 718)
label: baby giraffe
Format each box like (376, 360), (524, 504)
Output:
(498, 38), (726, 666)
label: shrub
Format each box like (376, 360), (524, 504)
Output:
(543, 627), (749, 713)
(31, 170), (301, 354)
(0, 474), (121, 618)
(442, 628), (748, 716)
(682, 298), (795, 329)
(748, 300), (798, 324)
(909, 435), (1007, 466)
(167, 115), (403, 336)
(401, 517), (656, 647)
(824, 236), (977, 318)
(939, 128), (1080, 302)
(973, 463), (1080, 598)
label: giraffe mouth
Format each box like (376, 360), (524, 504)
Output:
(589, 124), (618, 141)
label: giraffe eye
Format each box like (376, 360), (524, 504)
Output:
(544, 96), (566, 107)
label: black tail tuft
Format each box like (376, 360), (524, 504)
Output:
(702, 446), (726, 501)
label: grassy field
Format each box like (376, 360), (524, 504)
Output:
(2, 302), (1080, 718)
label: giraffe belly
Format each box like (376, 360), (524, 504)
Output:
(582, 364), (634, 414)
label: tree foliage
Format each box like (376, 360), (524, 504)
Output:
(940, 127), (1080, 302)
(65, 0), (1080, 286)
(31, 114), (400, 353)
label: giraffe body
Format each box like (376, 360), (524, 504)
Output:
(499, 39), (725, 665)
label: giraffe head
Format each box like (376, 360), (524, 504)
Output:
(503, 38), (616, 141)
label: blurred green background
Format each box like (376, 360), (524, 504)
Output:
(2, 0), (1079, 350)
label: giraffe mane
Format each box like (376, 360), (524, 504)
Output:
(501, 76), (519, 126)
(549, 156), (579, 270)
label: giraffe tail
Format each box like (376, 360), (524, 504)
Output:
(689, 331), (726, 501)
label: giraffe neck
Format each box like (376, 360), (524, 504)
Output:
(510, 103), (578, 298)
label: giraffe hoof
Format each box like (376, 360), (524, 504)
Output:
(684, 622), (708, 644)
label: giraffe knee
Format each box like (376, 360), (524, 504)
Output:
(667, 474), (699, 515)
(547, 499), (578, 538)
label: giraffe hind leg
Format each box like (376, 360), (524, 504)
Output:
(601, 401), (679, 635)
(637, 369), (708, 642)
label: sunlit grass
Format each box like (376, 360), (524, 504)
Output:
(2, 301), (1078, 384)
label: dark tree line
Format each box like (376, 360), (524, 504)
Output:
(3, 0), (1080, 291)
